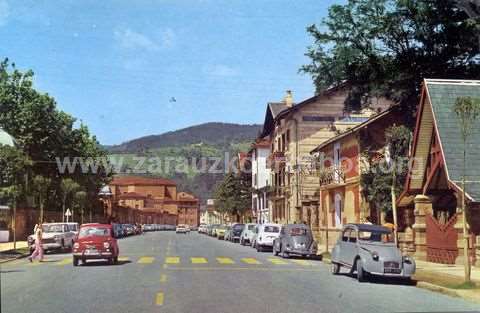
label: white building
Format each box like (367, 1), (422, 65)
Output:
(250, 138), (271, 223)
(200, 199), (222, 225)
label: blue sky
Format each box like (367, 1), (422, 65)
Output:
(0, 0), (340, 145)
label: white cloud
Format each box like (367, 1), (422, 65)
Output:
(0, 0), (10, 27)
(205, 64), (239, 77)
(114, 28), (160, 52)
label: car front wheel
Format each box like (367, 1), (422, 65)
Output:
(331, 262), (340, 275)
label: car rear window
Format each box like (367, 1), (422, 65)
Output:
(79, 227), (110, 238)
(42, 225), (64, 233)
(233, 224), (244, 230)
(264, 226), (280, 233)
(289, 228), (307, 236)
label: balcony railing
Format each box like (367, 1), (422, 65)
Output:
(319, 166), (346, 186)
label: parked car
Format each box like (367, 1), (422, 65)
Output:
(273, 224), (317, 258)
(331, 224), (416, 282)
(216, 225), (227, 240)
(27, 223), (76, 253)
(229, 223), (245, 242)
(250, 224), (260, 248)
(210, 224), (221, 237)
(198, 224), (207, 233)
(112, 223), (124, 238)
(240, 223), (256, 245)
(224, 226), (233, 241)
(72, 223), (119, 266)
(254, 223), (281, 252)
(66, 222), (79, 237)
(176, 224), (189, 234)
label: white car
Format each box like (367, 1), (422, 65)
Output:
(240, 223), (256, 245)
(176, 224), (188, 234)
(254, 223), (281, 252)
(27, 223), (77, 253)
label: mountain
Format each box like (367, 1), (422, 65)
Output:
(109, 122), (262, 153)
(106, 122), (261, 202)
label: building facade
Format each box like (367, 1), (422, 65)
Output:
(177, 192), (200, 227)
(250, 138), (271, 223)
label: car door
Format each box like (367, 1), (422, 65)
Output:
(345, 228), (358, 266)
(339, 227), (354, 267)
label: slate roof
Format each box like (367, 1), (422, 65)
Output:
(425, 79), (480, 202)
(268, 102), (288, 118)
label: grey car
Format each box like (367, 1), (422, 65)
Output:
(273, 224), (317, 258)
(331, 223), (416, 282)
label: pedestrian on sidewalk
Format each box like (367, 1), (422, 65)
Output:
(28, 224), (44, 263)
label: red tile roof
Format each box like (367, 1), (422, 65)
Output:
(111, 176), (176, 186)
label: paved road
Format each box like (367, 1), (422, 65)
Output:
(1, 231), (479, 313)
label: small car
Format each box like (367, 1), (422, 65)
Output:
(229, 223), (245, 242)
(240, 223), (256, 245)
(216, 225), (227, 240)
(176, 224), (188, 234)
(331, 223), (416, 282)
(28, 223), (76, 253)
(210, 224), (221, 237)
(224, 226), (233, 241)
(273, 224), (317, 258)
(72, 223), (119, 266)
(254, 223), (281, 252)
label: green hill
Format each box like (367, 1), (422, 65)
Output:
(107, 123), (261, 202)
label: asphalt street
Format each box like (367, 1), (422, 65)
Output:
(1, 231), (479, 313)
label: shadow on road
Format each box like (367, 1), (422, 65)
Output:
(80, 260), (132, 267)
(0, 269), (25, 273)
(337, 272), (416, 286)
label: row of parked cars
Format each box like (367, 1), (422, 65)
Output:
(199, 222), (416, 282)
(199, 222), (318, 257)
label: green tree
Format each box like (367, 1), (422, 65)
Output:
(453, 96), (480, 283)
(31, 175), (52, 224)
(60, 178), (80, 222)
(302, 0), (480, 117)
(214, 172), (251, 223)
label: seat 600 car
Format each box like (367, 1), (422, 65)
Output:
(72, 223), (119, 266)
(331, 224), (416, 282)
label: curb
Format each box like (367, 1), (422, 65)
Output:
(416, 281), (461, 299)
(0, 251), (30, 264)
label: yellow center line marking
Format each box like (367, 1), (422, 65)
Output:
(216, 257), (235, 264)
(268, 258), (288, 265)
(160, 274), (167, 283)
(56, 258), (72, 266)
(191, 257), (207, 264)
(138, 256), (155, 264)
(155, 292), (164, 306)
(165, 256), (180, 264)
(118, 256), (129, 262)
(241, 258), (262, 265)
(290, 259), (312, 266)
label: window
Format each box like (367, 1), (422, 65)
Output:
(342, 228), (351, 242)
(286, 129), (290, 146)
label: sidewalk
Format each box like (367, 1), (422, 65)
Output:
(415, 260), (480, 283)
(0, 241), (28, 252)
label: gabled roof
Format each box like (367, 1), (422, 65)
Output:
(260, 102), (289, 138)
(423, 79), (480, 201)
(310, 106), (402, 154)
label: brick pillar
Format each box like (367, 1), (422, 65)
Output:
(412, 194), (432, 261)
(453, 210), (473, 265)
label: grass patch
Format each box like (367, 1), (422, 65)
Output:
(446, 281), (478, 290)
(414, 270), (480, 290)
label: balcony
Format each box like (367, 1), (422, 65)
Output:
(319, 166), (346, 186)
(267, 151), (286, 170)
(266, 186), (287, 199)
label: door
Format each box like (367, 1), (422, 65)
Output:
(334, 193), (342, 228)
(339, 228), (355, 266)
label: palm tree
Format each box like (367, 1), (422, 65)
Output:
(453, 96), (480, 283)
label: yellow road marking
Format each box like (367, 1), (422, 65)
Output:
(268, 258), (288, 265)
(191, 257), (207, 264)
(216, 257), (235, 264)
(241, 258), (261, 265)
(160, 274), (167, 283)
(138, 256), (154, 264)
(118, 256), (129, 262)
(165, 257), (180, 264)
(56, 258), (72, 266)
(26, 261), (41, 266)
(290, 259), (312, 266)
(155, 292), (164, 306)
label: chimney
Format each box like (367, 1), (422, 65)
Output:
(284, 90), (293, 107)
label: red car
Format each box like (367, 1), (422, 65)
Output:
(72, 223), (119, 266)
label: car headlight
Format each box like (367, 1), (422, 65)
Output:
(73, 242), (79, 249)
(403, 256), (412, 264)
(103, 242), (110, 249)
(371, 251), (379, 261)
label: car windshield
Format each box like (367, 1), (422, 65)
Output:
(358, 230), (394, 243)
(248, 225), (255, 230)
(264, 226), (280, 233)
(79, 227), (110, 238)
(42, 225), (64, 233)
(289, 228), (307, 236)
(233, 224), (244, 230)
